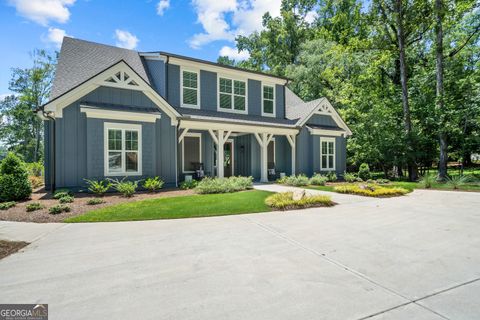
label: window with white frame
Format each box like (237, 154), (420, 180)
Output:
(104, 123), (142, 176)
(183, 133), (202, 173)
(262, 85), (275, 116)
(182, 70), (199, 108)
(320, 137), (335, 171)
(218, 77), (247, 112)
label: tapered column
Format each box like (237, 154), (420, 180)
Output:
(286, 134), (296, 175)
(208, 129), (231, 179)
(254, 132), (273, 183)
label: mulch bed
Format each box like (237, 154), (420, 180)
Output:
(0, 187), (195, 223)
(0, 240), (30, 259)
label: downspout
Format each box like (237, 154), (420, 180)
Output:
(165, 55), (178, 187)
(42, 110), (56, 192)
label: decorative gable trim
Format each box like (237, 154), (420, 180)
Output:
(298, 98), (352, 136)
(43, 60), (180, 125)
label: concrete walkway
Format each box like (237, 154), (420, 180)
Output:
(1, 190), (479, 319)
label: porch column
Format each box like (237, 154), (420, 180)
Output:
(209, 129), (232, 179)
(254, 132), (273, 183)
(286, 134), (296, 175)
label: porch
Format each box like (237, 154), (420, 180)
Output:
(177, 120), (298, 183)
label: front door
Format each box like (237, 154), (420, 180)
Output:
(224, 141), (234, 177)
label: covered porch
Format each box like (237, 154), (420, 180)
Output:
(177, 119), (299, 183)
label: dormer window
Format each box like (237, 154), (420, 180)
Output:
(262, 84), (275, 116)
(181, 69), (199, 108)
(218, 76), (247, 113)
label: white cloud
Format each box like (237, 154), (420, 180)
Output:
(114, 30), (139, 50)
(188, 0), (282, 48)
(156, 0), (170, 15)
(219, 46), (249, 61)
(43, 27), (69, 48)
(8, 0), (76, 26)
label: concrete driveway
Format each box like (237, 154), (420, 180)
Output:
(1, 190), (479, 320)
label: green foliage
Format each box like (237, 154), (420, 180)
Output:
(420, 174), (436, 189)
(28, 176), (43, 188)
(358, 163), (371, 181)
(326, 172), (337, 182)
(26, 162), (43, 177)
(334, 184), (408, 197)
(143, 177), (164, 192)
(0, 152), (32, 201)
(108, 178), (139, 197)
(0, 201), (16, 210)
(49, 204), (71, 215)
(375, 179), (391, 185)
(280, 174), (310, 186)
(343, 172), (356, 183)
(309, 173), (328, 186)
(26, 202), (44, 212)
(180, 180), (198, 190)
(445, 175), (471, 190)
(265, 192), (334, 210)
(53, 189), (73, 199)
(58, 195), (74, 204)
(84, 179), (111, 196)
(195, 176), (254, 194)
(86, 198), (105, 205)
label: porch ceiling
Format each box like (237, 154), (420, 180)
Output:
(178, 119), (299, 136)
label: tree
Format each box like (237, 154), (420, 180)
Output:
(0, 50), (56, 162)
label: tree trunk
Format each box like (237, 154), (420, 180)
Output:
(395, 0), (418, 181)
(436, 0), (448, 180)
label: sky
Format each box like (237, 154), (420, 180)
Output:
(0, 0), (300, 97)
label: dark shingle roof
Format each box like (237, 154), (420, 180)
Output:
(51, 37), (150, 99)
(285, 88), (325, 124)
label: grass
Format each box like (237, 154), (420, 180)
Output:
(65, 190), (273, 222)
(265, 192), (334, 210)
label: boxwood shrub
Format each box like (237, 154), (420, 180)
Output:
(0, 153), (32, 202)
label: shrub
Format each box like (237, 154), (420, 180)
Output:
(326, 172), (337, 182)
(0, 201), (16, 210)
(26, 202), (45, 212)
(49, 204), (71, 214)
(282, 174), (310, 186)
(334, 184), (408, 197)
(84, 179), (111, 196)
(109, 178), (139, 197)
(265, 192), (334, 210)
(59, 195), (74, 203)
(53, 189), (73, 199)
(445, 175), (470, 190)
(87, 198), (105, 205)
(143, 177), (164, 192)
(0, 152), (32, 202)
(180, 180), (198, 190)
(276, 176), (288, 184)
(343, 172), (356, 183)
(195, 176), (253, 194)
(419, 174), (436, 188)
(358, 163), (371, 181)
(309, 174), (328, 186)
(26, 162), (43, 177)
(29, 176), (44, 188)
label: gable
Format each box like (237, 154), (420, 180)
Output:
(306, 114), (338, 128)
(298, 98), (352, 136)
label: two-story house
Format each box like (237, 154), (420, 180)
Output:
(39, 37), (352, 190)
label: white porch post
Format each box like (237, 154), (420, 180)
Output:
(208, 129), (231, 179)
(286, 134), (296, 175)
(254, 132), (273, 183)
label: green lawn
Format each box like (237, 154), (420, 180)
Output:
(65, 190), (273, 223)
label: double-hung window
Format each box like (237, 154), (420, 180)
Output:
(320, 137), (335, 171)
(105, 123), (142, 176)
(182, 70), (199, 108)
(262, 84), (275, 116)
(219, 77), (247, 112)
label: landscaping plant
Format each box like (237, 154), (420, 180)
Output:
(49, 204), (71, 214)
(281, 174), (310, 186)
(26, 202), (45, 212)
(59, 195), (74, 203)
(445, 175), (471, 190)
(419, 174), (436, 189)
(109, 178), (139, 197)
(0, 201), (16, 210)
(26, 162), (43, 177)
(358, 163), (371, 181)
(84, 179), (111, 196)
(28, 176), (44, 188)
(334, 184), (408, 197)
(53, 189), (73, 199)
(343, 172), (356, 183)
(309, 173), (328, 186)
(87, 198), (105, 205)
(265, 192), (334, 210)
(326, 172), (337, 182)
(0, 152), (32, 202)
(143, 177), (164, 192)
(195, 176), (253, 194)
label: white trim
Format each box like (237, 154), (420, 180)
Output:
(261, 83), (276, 117)
(165, 56), (288, 85)
(104, 122), (143, 176)
(320, 137), (335, 171)
(182, 132), (202, 173)
(267, 138), (276, 164)
(307, 127), (346, 137)
(43, 61), (180, 125)
(179, 120), (298, 136)
(81, 106), (161, 123)
(299, 98), (352, 136)
(217, 74), (248, 115)
(180, 67), (200, 109)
